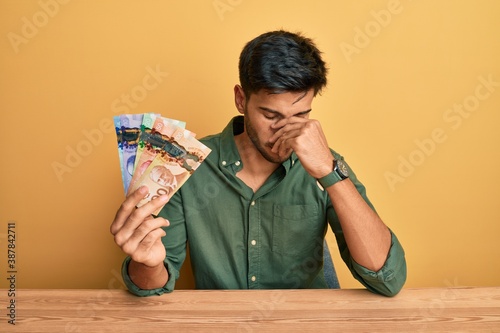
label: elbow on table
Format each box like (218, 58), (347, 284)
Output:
(368, 262), (407, 297)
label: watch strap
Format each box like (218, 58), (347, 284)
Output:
(317, 167), (343, 189)
(317, 159), (349, 189)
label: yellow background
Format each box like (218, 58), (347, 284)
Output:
(1, 0), (499, 290)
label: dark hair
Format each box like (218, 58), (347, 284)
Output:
(238, 30), (328, 99)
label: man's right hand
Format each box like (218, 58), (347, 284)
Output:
(110, 186), (170, 268)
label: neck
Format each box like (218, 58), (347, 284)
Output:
(234, 132), (280, 192)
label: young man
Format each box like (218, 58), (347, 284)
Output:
(110, 30), (407, 296)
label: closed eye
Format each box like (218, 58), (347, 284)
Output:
(259, 107), (311, 120)
(295, 111), (310, 118)
(260, 108), (283, 120)
(264, 113), (279, 120)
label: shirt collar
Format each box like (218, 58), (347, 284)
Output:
(219, 116), (299, 172)
(219, 116), (243, 168)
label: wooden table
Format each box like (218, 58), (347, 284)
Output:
(5, 287), (500, 332)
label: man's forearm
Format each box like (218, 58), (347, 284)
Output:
(326, 179), (391, 272)
(128, 259), (169, 290)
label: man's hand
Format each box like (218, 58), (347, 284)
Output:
(110, 186), (170, 268)
(269, 117), (334, 179)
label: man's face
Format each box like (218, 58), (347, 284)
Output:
(237, 87), (315, 163)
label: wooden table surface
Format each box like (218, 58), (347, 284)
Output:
(4, 287), (500, 332)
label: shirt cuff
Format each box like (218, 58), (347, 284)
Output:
(121, 256), (177, 297)
(350, 231), (407, 297)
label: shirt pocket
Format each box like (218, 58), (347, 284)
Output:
(272, 204), (323, 255)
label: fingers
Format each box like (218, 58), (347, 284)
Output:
(134, 227), (167, 255)
(113, 200), (170, 246)
(112, 209), (169, 267)
(269, 118), (308, 144)
(269, 118), (333, 169)
(124, 194), (169, 233)
(271, 131), (299, 158)
(268, 118), (316, 157)
(110, 186), (169, 235)
(128, 227), (168, 266)
(109, 185), (172, 267)
(270, 124), (304, 157)
(110, 186), (148, 235)
(118, 217), (168, 256)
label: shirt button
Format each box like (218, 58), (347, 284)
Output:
(222, 161), (227, 166)
(235, 161), (241, 166)
(251, 201), (255, 206)
(251, 276), (256, 282)
(251, 240), (256, 246)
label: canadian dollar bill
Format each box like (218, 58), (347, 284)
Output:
(132, 114), (187, 182)
(120, 114), (144, 193)
(131, 125), (211, 215)
(132, 113), (158, 175)
(127, 116), (191, 196)
(113, 116), (127, 194)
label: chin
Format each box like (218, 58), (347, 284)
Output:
(261, 149), (291, 164)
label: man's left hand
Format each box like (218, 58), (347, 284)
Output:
(269, 117), (334, 179)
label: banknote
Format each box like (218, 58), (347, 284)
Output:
(131, 125), (211, 215)
(127, 116), (193, 196)
(113, 116), (127, 194)
(120, 114), (144, 193)
(132, 113), (158, 175)
(132, 114), (187, 180)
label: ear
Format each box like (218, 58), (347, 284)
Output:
(234, 85), (246, 114)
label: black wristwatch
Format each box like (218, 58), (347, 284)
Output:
(317, 159), (349, 189)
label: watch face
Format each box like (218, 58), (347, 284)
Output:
(337, 160), (349, 178)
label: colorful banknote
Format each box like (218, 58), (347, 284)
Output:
(120, 114), (144, 193)
(132, 113), (158, 174)
(113, 116), (126, 194)
(130, 122), (211, 215)
(114, 113), (211, 215)
(127, 116), (190, 195)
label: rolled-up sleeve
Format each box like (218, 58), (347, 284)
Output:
(346, 231), (407, 297)
(121, 256), (178, 297)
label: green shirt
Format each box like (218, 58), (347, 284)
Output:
(122, 116), (406, 296)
